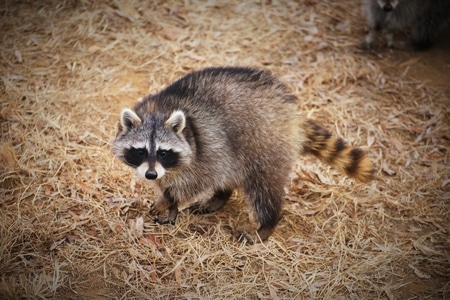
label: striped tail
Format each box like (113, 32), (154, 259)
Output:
(302, 119), (374, 183)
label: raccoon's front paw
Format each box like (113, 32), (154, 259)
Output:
(391, 40), (416, 51)
(149, 198), (168, 214)
(149, 202), (161, 217)
(360, 40), (375, 50)
(150, 203), (179, 225)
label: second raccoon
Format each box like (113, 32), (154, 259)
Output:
(112, 67), (374, 243)
(362, 0), (450, 50)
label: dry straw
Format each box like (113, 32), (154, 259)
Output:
(1, 0), (449, 299)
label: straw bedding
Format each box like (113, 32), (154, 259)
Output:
(1, 0), (449, 298)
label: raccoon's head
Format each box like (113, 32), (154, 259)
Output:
(377, 0), (399, 12)
(112, 108), (192, 180)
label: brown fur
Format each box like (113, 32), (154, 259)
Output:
(112, 67), (374, 243)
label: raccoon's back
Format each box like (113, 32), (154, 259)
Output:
(149, 67), (297, 115)
(139, 67), (302, 148)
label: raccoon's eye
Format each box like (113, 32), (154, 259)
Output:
(130, 147), (147, 156)
(136, 148), (146, 156)
(124, 147), (147, 167)
(158, 150), (168, 157)
(157, 149), (179, 169)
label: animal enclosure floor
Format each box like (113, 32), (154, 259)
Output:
(1, 1), (449, 299)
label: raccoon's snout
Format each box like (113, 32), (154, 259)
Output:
(145, 170), (158, 180)
(383, 3), (393, 11)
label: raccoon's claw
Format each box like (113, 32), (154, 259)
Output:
(153, 216), (176, 225)
(149, 203), (161, 218)
(236, 231), (256, 245)
(150, 203), (179, 225)
(186, 202), (202, 214)
(237, 224), (276, 244)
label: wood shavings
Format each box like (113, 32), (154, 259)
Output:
(14, 50), (23, 63)
(159, 26), (185, 41)
(382, 163), (397, 176)
(1, 0), (449, 299)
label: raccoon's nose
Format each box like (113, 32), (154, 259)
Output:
(145, 170), (158, 180)
(383, 4), (393, 11)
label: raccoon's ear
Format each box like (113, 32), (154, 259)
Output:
(165, 110), (186, 134)
(119, 108), (141, 132)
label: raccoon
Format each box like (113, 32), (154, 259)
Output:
(112, 67), (374, 243)
(361, 0), (450, 50)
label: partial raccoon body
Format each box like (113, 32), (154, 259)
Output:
(361, 0), (450, 50)
(112, 67), (374, 243)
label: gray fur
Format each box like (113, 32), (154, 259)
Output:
(362, 0), (450, 50)
(112, 67), (371, 243)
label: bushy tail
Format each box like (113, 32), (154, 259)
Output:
(302, 119), (374, 183)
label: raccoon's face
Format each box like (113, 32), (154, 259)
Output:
(112, 109), (192, 180)
(377, 0), (399, 11)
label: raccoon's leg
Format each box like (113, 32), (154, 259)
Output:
(361, 3), (386, 50)
(238, 180), (284, 244)
(384, 30), (395, 48)
(410, 24), (434, 50)
(188, 189), (233, 214)
(361, 11), (384, 49)
(383, 29), (411, 50)
(150, 189), (179, 225)
(362, 29), (378, 49)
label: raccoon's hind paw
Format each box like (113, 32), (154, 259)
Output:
(237, 230), (269, 245)
(236, 231), (256, 245)
(187, 189), (232, 215)
(187, 203), (212, 215)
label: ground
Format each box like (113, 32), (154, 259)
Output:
(1, 1), (449, 299)
(386, 28), (450, 91)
